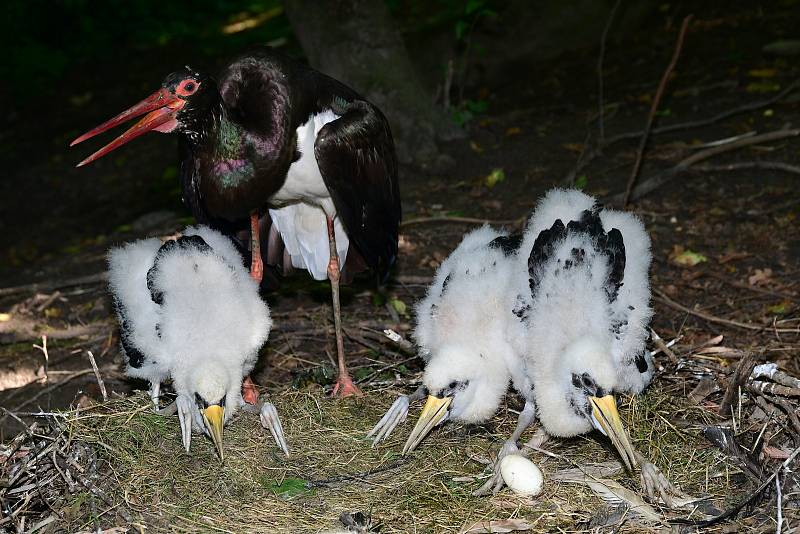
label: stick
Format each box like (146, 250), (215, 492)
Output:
(597, 0), (621, 143)
(563, 78), (800, 185)
(751, 362), (800, 389)
(0, 370), (95, 423)
(624, 14), (693, 206)
(653, 288), (799, 333)
(672, 445), (800, 527)
(650, 329), (678, 363)
(614, 127), (800, 203)
(749, 380), (800, 398)
(400, 215), (525, 228)
(32, 335), (49, 384)
(0, 272), (108, 297)
(693, 161), (800, 175)
(86, 351), (108, 401)
(609, 78), (800, 145)
(719, 352), (756, 417)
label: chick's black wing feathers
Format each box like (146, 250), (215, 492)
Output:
(488, 232), (524, 256)
(528, 218), (567, 295)
(146, 235), (212, 305)
(528, 206), (626, 302)
(112, 300), (146, 369)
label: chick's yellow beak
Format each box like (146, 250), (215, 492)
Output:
(202, 404), (225, 461)
(402, 395), (452, 454)
(589, 395), (637, 471)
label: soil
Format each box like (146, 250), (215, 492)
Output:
(1, 1), (799, 531)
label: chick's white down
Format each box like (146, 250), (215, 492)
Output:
(517, 188), (653, 437)
(368, 225), (531, 448)
(414, 225), (528, 423)
(108, 226), (287, 455)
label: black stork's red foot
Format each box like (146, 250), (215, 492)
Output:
(332, 373), (362, 398)
(242, 375), (260, 405)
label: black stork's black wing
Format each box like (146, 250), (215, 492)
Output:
(314, 100), (400, 281)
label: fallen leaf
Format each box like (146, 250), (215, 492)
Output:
(748, 68), (778, 78)
(745, 81), (780, 93)
(389, 298), (408, 316)
(717, 251), (751, 264)
(670, 245), (708, 267)
(485, 168), (505, 188)
(470, 141), (484, 153)
(561, 142), (584, 153)
(763, 39), (800, 56)
(767, 302), (790, 315)
(575, 174), (588, 190)
(461, 519), (535, 533)
(505, 127), (522, 136)
(763, 446), (790, 460)
(748, 268), (772, 286)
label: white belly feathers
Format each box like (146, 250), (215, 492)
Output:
(268, 109), (349, 281)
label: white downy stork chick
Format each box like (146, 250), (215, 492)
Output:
(367, 226), (536, 457)
(517, 189), (685, 503)
(108, 226), (288, 459)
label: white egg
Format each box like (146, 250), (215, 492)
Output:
(499, 454), (544, 496)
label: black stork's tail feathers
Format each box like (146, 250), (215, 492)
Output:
(528, 203), (626, 303)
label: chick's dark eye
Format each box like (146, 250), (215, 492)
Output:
(448, 381), (457, 390)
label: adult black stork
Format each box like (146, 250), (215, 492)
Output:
(71, 48), (401, 398)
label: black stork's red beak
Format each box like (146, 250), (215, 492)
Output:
(70, 87), (185, 167)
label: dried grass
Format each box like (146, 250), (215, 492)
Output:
(2, 379), (761, 533)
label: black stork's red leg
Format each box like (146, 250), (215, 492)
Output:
(241, 212), (263, 406)
(327, 216), (362, 397)
(249, 212), (264, 283)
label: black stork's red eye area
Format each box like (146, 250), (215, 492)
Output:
(175, 79), (200, 97)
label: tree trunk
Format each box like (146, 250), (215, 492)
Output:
(283, 0), (459, 168)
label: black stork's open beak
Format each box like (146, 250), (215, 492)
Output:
(589, 395), (638, 472)
(70, 88), (185, 167)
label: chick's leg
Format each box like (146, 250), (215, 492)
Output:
(635, 450), (692, 508)
(474, 399), (537, 496)
(367, 386), (427, 447)
(149, 382), (161, 411)
(242, 400), (290, 456)
(177, 395), (194, 453)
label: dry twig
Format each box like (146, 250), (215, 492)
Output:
(615, 127), (800, 203)
(86, 350), (108, 401)
(596, 0), (622, 143)
(623, 14), (693, 206)
(653, 287), (799, 333)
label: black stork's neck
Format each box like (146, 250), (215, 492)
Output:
(182, 77), (297, 221)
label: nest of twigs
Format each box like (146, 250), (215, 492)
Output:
(5, 369), (795, 534)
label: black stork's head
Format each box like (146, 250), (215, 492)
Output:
(71, 67), (216, 166)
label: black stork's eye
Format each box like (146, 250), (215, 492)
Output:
(184, 82), (195, 92)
